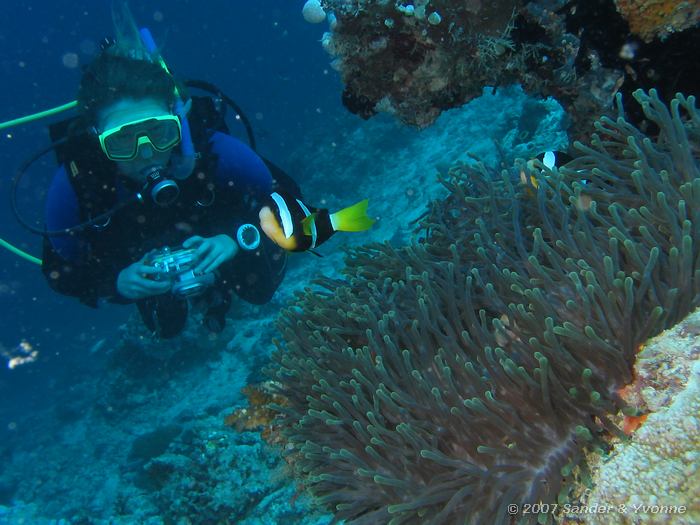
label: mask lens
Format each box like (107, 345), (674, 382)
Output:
(103, 127), (139, 160)
(101, 116), (181, 160)
(145, 117), (181, 151)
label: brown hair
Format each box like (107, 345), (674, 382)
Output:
(76, 53), (177, 126)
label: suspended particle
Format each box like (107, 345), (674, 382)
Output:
(62, 52), (79, 69)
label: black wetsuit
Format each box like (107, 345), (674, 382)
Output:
(41, 130), (287, 337)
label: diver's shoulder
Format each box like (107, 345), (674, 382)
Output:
(47, 164), (76, 198)
(208, 130), (256, 156)
(207, 131), (272, 190)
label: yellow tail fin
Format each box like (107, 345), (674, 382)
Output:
(330, 199), (375, 232)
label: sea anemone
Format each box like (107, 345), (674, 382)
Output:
(268, 90), (700, 524)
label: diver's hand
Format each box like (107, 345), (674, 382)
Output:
(183, 234), (239, 275)
(117, 256), (172, 300)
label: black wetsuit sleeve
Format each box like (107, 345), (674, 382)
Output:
(41, 166), (128, 307)
(41, 238), (127, 307)
(208, 132), (288, 304)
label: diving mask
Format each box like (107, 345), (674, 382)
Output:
(98, 114), (182, 161)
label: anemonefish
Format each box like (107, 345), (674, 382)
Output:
(536, 150), (573, 170)
(258, 191), (375, 252)
(521, 150), (583, 188)
(520, 150), (593, 210)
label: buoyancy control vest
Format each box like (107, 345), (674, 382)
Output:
(47, 95), (302, 226)
(48, 95), (229, 224)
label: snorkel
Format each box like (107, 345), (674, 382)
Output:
(138, 27), (196, 182)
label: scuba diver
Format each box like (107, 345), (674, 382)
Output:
(2, 2), (374, 339)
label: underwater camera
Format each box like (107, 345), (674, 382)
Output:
(146, 246), (215, 297)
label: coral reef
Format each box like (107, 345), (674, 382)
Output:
(225, 382), (289, 447)
(620, 306), (700, 413)
(614, 0), (700, 42)
(140, 427), (322, 524)
(579, 308), (700, 525)
(269, 89), (700, 524)
(319, 0), (565, 128)
(315, 1), (699, 138)
(0, 307), (331, 525)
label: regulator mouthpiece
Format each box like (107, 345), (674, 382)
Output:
(141, 165), (179, 207)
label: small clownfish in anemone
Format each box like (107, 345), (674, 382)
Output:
(520, 150), (576, 188)
(258, 191), (375, 253)
(536, 150), (574, 171)
(520, 150), (593, 211)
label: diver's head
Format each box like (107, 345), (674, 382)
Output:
(75, 1), (193, 195)
(77, 52), (177, 127)
(76, 49), (189, 189)
(95, 96), (180, 183)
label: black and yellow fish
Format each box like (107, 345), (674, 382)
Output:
(258, 191), (375, 252)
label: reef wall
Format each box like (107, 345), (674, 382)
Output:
(310, 1), (700, 138)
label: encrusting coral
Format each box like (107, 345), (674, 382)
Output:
(318, 0), (552, 128)
(224, 382), (289, 446)
(268, 90), (699, 524)
(582, 308), (700, 525)
(614, 0), (700, 42)
(314, 1), (700, 144)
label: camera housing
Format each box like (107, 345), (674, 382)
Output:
(147, 246), (215, 297)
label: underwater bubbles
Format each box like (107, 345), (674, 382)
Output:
(79, 39), (98, 56)
(62, 52), (79, 69)
(153, 10), (164, 22)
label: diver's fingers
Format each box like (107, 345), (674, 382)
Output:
(202, 254), (227, 274)
(134, 263), (162, 275)
(135, 279), (171, 295)
(194, 251), (218, 274)
(195, 239), (218, 267)
(122, 279), (170, 299)
(183, 235), (205, 249)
